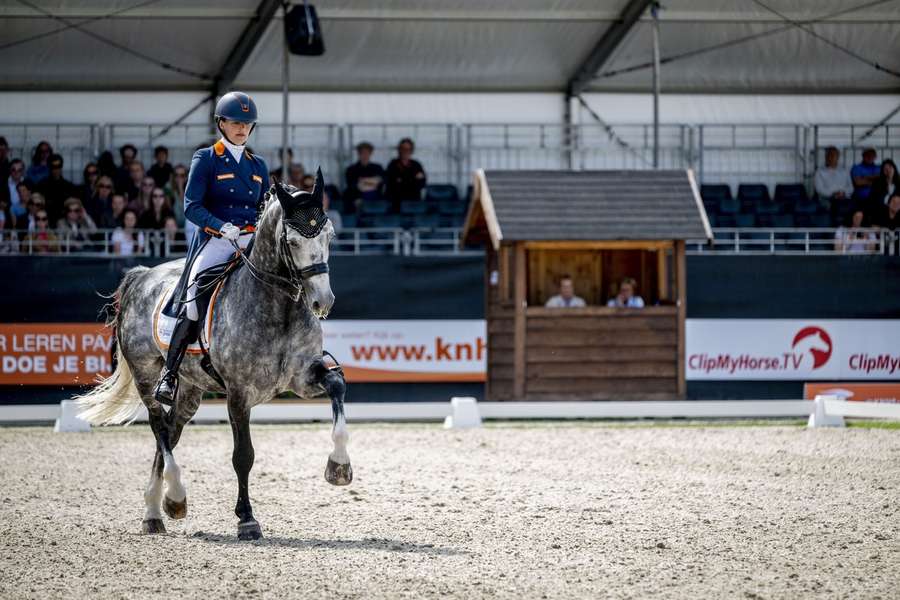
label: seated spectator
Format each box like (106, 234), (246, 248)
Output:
(385, 138), (426, 211)
(26, 141), (52, 184)
(147, 145), (174, 189)
(112, 209), (145, 256)
(0, 204), (16, 254)
(100, 193), (127, 229)
(834, 209), (876, 254)
(814, 146), (854, 211)
(159, 215), (185, 257)
(607, 277), (645, 308)
(120, 158), (144, 203)
(0, 136), (9, 184)
(271, 147), (294, 183)
(545, 274), (587, 308)
(302, 174), (343, 234)
(36, 154), (77, 222)
(869, 159), (899, 209)
(20, 208), (58, 254)
(97, 150), (117, 180)
(851, 148), (880, 202)
(345, 141), (385, 210)
(56, 197), (97, 251)
(168, 163), (189, 226)
(6, 159), (27, 219)
(115, 144), (139, 192)
(78, 162), (99, 206)
(19, 190), (44, 232)
(874, 192), (900, 230)
(86, 175), (115, 224)
(138, 187), (173, 230)
(128, 175), (155, 215)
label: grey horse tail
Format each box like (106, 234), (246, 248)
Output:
(75, 266), (149, 426)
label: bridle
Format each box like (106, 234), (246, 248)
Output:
(228, 220), (329, 303)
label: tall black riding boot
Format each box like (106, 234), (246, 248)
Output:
(154, 316), (199, 403)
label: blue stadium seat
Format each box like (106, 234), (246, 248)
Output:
(440, 214), (466, 227)
(425, 184), (460, 203)
(772, 214), (795, 228)
(412, 213), (441, 228)
(716, 215), (736, 228)
(705, 213), (717, 228)
(439, 200), (468, 216)
(701, 184), (732, 202)
(341, 214), (357, 229)
(794, 194), (822, 214)
(774, 184), (807, 214)
(734, 213), (756, 228)
(371, 214), (403, 228)
(359, 199), (391, 215)
(400, 200), (428, 215)
(718, 196), (740, 215)
(737, 184), (771, 213)
(809, 214), (832, 228)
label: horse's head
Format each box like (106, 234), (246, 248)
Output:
(269, 168), (335, 317)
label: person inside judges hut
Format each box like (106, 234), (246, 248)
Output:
(607, 276), (645, 308)
(545, 274), (586, 308)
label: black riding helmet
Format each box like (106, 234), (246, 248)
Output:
(214, 91), (258, 143)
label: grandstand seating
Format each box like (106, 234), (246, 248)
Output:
(702, 182), (834, 228)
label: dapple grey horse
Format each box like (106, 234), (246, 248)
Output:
(77, 178), (352, 540)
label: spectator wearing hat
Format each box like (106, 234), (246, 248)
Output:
(6, 159), (27, 219)
(26, 140), (52, 184)
(20, 206), (58, 254)
(56, 197), (97, 251)
(385, 137), (426, 212)
(36, 154), (77, 223)
(545, 274), (587, 308)
(814, 146), (854, 211)
(851, 148), (881, 202)
(607, 277), (645, 308)
(345, 141), (385, 211)
(99, 193), (127, 229)
(115, 144), (139, 193)
(148, 145), (174, 189)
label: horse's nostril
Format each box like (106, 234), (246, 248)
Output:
(312, 301), (321, 312)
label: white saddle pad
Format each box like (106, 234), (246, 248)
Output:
(152, 281), (224, 355)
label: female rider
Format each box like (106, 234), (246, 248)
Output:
(154, 91), (269, 403)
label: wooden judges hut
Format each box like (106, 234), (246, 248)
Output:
(462, 170), (712, 401)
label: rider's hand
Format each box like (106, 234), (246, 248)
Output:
(220, 222), (241, 241)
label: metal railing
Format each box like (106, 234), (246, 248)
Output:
(3, 121), (897, 196)
(688, 228), (900, 256)
(6, 227), (898, 257)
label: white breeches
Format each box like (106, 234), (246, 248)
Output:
(185, 233), (251, 321)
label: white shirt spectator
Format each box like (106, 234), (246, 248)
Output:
(814, 166), (854, 201)
(111, 228), (145, 256)
(834, 227), (876, 254)
(545, 294), (586, 308)
(607, 295), (645, 308)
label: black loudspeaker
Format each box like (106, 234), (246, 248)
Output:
(285, 4), (325, 56)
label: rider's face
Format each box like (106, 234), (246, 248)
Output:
(221, 119), (252, 145)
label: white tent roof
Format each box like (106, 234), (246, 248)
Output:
(1, 0), (898, 93)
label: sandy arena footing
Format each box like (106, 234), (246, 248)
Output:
(0, 422), (898, 599)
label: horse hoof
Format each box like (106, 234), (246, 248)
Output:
(237, 519), (262, 541)
(141, 519), (167, 534)
(325, 457), (353, 486)
(163, 495), (187, 520)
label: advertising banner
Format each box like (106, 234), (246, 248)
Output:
(322, 320), (486, 382)
(804, 383), (900, 403)
(0, 323), (113, 385)
(687, 320), (900, 381)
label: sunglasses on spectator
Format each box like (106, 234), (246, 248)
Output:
(152, 193), (165, 198)
(86, 171), (98, 177)
(36, 215), (48, 222)
(98, 184), (113, 189)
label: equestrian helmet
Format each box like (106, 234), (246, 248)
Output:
(214, 91), (258, 123)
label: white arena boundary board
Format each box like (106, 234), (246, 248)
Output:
(1, 400), (815, 425)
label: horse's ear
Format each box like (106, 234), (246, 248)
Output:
(274, 180), (295, 211)
(312, 167), (324, 207)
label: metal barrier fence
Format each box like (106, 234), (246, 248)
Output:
(3, 122), (898, 195)
(5, 227), (898, 257)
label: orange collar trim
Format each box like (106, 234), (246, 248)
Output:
(213, 140), (225, 156)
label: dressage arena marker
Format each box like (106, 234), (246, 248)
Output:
(808, 394), (900, 428)
(443, 396), (482, 429)
(53, 400), (91, 432)
(0, 399), (834, 429)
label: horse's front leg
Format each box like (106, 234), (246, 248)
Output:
(310, 361), (353, 486)
(227, 396), (262, 540)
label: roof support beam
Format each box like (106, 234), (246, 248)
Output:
(213, 0), (282, 96)
(567, 0), (654, 97)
